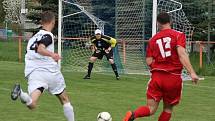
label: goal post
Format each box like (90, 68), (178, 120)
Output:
(58, 0), (62, 68)
(152, 0), (157, 36)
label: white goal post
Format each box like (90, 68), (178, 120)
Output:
(58, 0), (62, 68)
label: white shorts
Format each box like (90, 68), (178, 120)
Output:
(27, 69), (66, 95)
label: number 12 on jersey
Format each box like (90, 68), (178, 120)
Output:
(156, 37), (171, 58)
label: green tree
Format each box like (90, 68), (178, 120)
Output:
(181, 0), (215, 40)
(92, 0), (115, 36)
(0, 0), (6, 23)
(26, 0), (58, 35)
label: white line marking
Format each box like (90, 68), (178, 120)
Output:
(0, 87), (10, 91)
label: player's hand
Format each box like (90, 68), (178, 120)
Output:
(51, 53), (61, 62)
(190, 72), (199, 84)
(94, 46), (98, 50)
(93, 46), (100, 53)
(90, 45), (94, 51)
(105, 49), (110, 54)
(105, 47), (111, 54)
(95, 49), (101, 53)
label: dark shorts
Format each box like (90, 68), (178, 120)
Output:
(92, 49), (113, 60)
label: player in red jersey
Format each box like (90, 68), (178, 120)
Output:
(123, 12), (199, 121)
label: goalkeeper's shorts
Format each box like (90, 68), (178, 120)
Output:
(146, 71), (182, 105)
(92, 49), (113, 60)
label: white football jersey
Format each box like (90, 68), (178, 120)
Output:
(25, 30), (59, 77)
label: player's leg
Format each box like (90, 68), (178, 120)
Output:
(11, 70), (46, 110)
(109, 59), (120, 80)
(27, 70), (48, 109)
(26, 88), (44, 109)
(157, 71), (182, 121)
(158, 102), (173, 121)
(123, 99), (159, 121)
(56, 90), (75, 121)
(84, 50), (101, 79)
(106, 49), (119, 79)
(50, 71), (74, 121)
(84, 56), (97, 79)
(123, 74), (162, 121)
(11, 84), (43, 109)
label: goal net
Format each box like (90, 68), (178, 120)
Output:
(60, 0), (122, 73)
(59, 0), (195, 77)
(115, 0), (194, 75)
(157, 0), (194, 52)
(115, 0), (149, 74)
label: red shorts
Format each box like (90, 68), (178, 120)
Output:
(147, 71), (182, 105)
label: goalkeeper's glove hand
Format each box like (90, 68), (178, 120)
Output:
(105, 47), (111, 54)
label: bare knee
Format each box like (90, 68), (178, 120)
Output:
(57, 91), (70, 105)
(89, 57), (97, 62)
(28, 88), (42, 110)
(147, 99), (159, 115)
(163, 103), (173, 113)
(28, 102), (37, 110)
(60, 95), (70, 104)
(148, 106), (157, 115)
(108, 59), (114, 64)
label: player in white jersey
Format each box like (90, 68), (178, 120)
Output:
(11, 11), (75, 121)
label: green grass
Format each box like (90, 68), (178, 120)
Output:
(189, 52), (215, 76)
(0, 61), (215, 121)
(0, 40), (27, 62)
(1, 40), (215, 75)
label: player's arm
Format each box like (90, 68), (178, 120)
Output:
(146, 57), (153, 66)
(90, 36), (97, 51)
(103, 35), (117, 54)
(109, 37), (117, 48)
(176, 33), (198, 83)
(37, 34), (61, 61)
(102, 35), (117, 48)
(145, 40), (154, 68)
(177, 46), (198, 83)
(90, 45), (98, 52)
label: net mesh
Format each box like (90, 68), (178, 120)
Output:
(158, 0), (194, 52)
(60, 0), (196, 77)
(115, 0), (149, 74)
(61, 0), (107, 72)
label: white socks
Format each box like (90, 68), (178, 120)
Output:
(20, 91), (75, 121)
(20, 90), (32, 106)
(63, 102), (75, 121)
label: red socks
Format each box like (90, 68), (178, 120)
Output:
(158, 111), (172, 121)
(134, 106), (150, 118)
(133, 106), (172, 121)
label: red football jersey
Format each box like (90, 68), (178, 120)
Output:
(146, 29), (186, 74)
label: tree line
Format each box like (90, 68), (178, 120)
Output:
(0, 0), (214, 40)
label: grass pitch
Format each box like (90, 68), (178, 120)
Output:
(0, 61), (215, 121)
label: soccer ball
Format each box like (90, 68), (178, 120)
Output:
(97, 112), (112, 121)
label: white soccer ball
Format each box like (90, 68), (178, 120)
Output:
(97, 112), (112, 121)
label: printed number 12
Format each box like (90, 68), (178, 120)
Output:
(156, 37), (171, 58)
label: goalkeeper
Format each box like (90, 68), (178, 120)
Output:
(83, 29), (119, 80)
